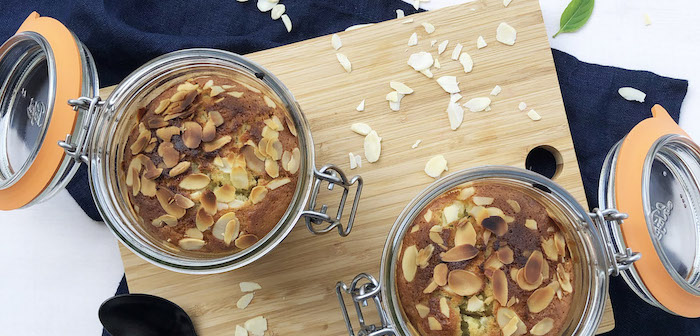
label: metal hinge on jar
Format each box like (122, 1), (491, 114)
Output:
(58, 96), (102, 164)
(302, 164), (363, 237)
(589, 208), (642, 276)
(336, 273), (395, 336)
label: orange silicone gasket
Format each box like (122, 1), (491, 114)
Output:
(0, 12), (82, 210)
(615, 104), (700, 317)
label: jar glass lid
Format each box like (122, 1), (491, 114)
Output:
(643, 134), (700, 294)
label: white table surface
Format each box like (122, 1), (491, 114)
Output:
(1, 1), (698, 335)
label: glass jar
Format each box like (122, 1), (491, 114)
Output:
(336, 106), (700, 335)
(0, 13), (362, 274)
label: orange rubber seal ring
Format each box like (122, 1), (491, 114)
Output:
(0, 12), (82, 210)
(615, 104), (700, 317)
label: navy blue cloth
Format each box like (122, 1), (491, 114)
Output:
(1, 1), (697, 335)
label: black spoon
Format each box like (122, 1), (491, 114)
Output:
(99, 294), (197, 336)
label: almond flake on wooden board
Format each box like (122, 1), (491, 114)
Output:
(257, 0), (277, 12)
(412, 140), (422, 149)
(386, 91), (399, 103)
(389, 92), (405, 111)
(459, 52), (473, 73)
(356, 99), (366, 111)
(464, 97), (492, 112)
(518, 102), (527, 111)
(504, 0), (513, 7)
(490, 85), (502, 96)
(345, 23), (374, 31)
(451, 43), (463, 61)
(496, 22), (517, 45)
(408, 32), (418, 46)
(425, 155), (448, 178)
(240, 281), (262, 292)
(430, 39), (437, 47)
(270, 4), (285, 20)
(396, 9), (405, 19)
(237, 293), (254, 309)
(349, 152), (357, 169)
(450, 93), (463, 103)
(235, 325), (248, 336)
(331, 34), (342, 50)
(336, 53), (352, 72)
(390, 81), (414, 94)
(351, 122), (372, 135)
(438, 40), (449, 54)
(421, 22), (435, 34)
(447, 101), (465, 130)
(404, 18), (415, 24)
(244, 316), (268, 336)
(618, 87), (646, 102)
(407, 52), (433, 71)
(528, 109), (542, 121)
(355, 154), (362, 168)
(420, 69), (433, 78)
(281, 14), (292, 32)
(477, 36), (487, 49)
(412, 0), (420, 10)
(434, 57), (441, 69)
(437, 76), (460, 94)
(364, 130), (382, 163)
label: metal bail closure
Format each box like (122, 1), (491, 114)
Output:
(589, 208), (641, 276)
(0, 12), (86, 210)
(612, 104), (700, 317)
(301, 164), (363, 236)
(336, 273), (395, 336)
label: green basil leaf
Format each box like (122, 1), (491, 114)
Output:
(553, 0), (595, 38)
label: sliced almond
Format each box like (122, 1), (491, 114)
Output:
(243, 316), (267, 336)
(230, 167), (250, 190)
(490, 85), (502, 96)
(154, 99), (170, 114)
(141, 173), (157, 197)
(415, 304), (430, 318)
(455, 222), (477, 246)
(424, 155), (448, 178)
(202, 119), (216, 142)
(173, 194), (195, 209)
(496, 22), (517, 45)
(464, 97), (492, 112)
(436, 76), (460, 94)
(527, 109), (542, 121)
(185, 228), (204, 239)
(156, 188), (185, 219)
(421, 22), (435, 34)
(208, 111), (224, 127)
(416, 244), (435, 268)
(447, 270), (483, 296)
(250, 186), (268, 204)
(423, 281), (439, 294)
(224, 216), (241, 245)
(336, 53), (352, 72)
(442, 244), (478, 262)
(158, 142), (180, 168)
(265, 158), (279, 178)
(214, 185), (237, 203)
(364, 130), (381, 163)
(178, 238), (205, 250)
(457, 187), (475, 200)
(446, 101), (464, 130)
(477, 35), (487, 49)
(130, 130), (151, 155)
(129, 167), (141, 195)
(402, 245), (418, 282)
(407, 51), (434, 71)
(212, 212), (237, 240)
(524, 250), (544, 284)
(428, 317), (442, 331)
(451, 43), (463, 61)
(554, 232), (566, 257)
(267, 177), (291, 190)
(179, 173), (210, 190)
(242, 145), (265, 174)
(156, 126), (180, 142)
(618, 87), (646, 102)
(424, 209), (433, 222)
(530, 318), (554, 336)
(235, 234), (258, 249)
(203, 136), (232, 152)
(482, 216), (507, 236)
(516, 267), (543, 291)
(429, 231), (444, 245)
(492, 268), (508, 306)
(557, 263), (573, 293)
(152, 214), (177, 227)
(287, 148), (301, 174)
(497, 246), (514, 264)
(331, 33), (342, 50)
(407, 32), (418, 46)
(542, 237), (558, 261)
(201, 190), (218, 215)
(169, 161), (191, 177)
(527, 283), (556, 313)
(525, 219), (538, 230)
(390, 81), (414, 95)
(356, 99), (365, 112)
(196, 207), (214, 231)
(459, 52), (473, 73)
(439, 297), (450, 317)
(240, 281), (262, 292)
(438, 40), (448, 54)
(181, 122), (202, 149)
(236, 293), (254, 309)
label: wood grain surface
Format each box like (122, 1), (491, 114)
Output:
(104, 0), (615, 334)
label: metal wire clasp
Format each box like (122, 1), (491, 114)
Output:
(336, 274), (395, 336)
(589, 208), (642, 276)
(301, 164), (363, 237)
(58, 96), (103, 164)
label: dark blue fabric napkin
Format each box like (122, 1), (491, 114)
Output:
(1, 1), (696, 335)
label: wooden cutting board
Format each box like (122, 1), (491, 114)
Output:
(104, 0), (615, 334)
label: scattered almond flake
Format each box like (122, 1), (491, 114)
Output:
(496, 22), (517, 45)
(386, 91), (399, 102)
(518, 102), (527, 111)
(528, 109), (542, 121)
(364, 130), (382, 163)
(354, 154), (362, 168)
(336, 53), (352, 72)
(257, 0), (277, 12)
(430, 39), (438, 47)
(237, 293), (255, 309)
(396, 9), (405, 19)
(421, 22), (436, 34)
(235, 325), (247, 336)
(390, 81), (414, 95)
(477, 36), (487, 49)
(412, 140), (422, 149)
(464, 97), (492, 112)
(351, 122), (372, 136)
(420, 69), (433, 78)
(345, 23), (375, 31)
(425, 155), (448, 178)
(433, 57), (441, 69)
(459, 52), (473, 73)
(403, 18), (415, 24)
(270, 4), (285, 20)
(240, 281), (262, 292)
(244, 316), (268, 336)
(504, 0), (513, 7)
(389, 92), (405, 111)
(412, 0), (420, 10)
(451, 43), (463, 61)
(407, 51), (434, 71)
(438, 40), (449, 54)
(437, 76), (460, 94)
(281, 14), (292, 32)
(349, 152), (358, 169)
(644, 14), (652, 26)
(490, 85), (502, 96)
(356, 99), (366, 112)
(618, 87), (646, 102)
(408, 32), (418, 46)
(450, 93), (463, 103)
(331, 34), (342, 50)
(447, 101), (465, 130)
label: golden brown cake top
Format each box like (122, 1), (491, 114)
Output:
(122, 74), (300, 254)
(396, 182), (575, 336)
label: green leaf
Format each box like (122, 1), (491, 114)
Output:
(553, 0), (595, 38)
